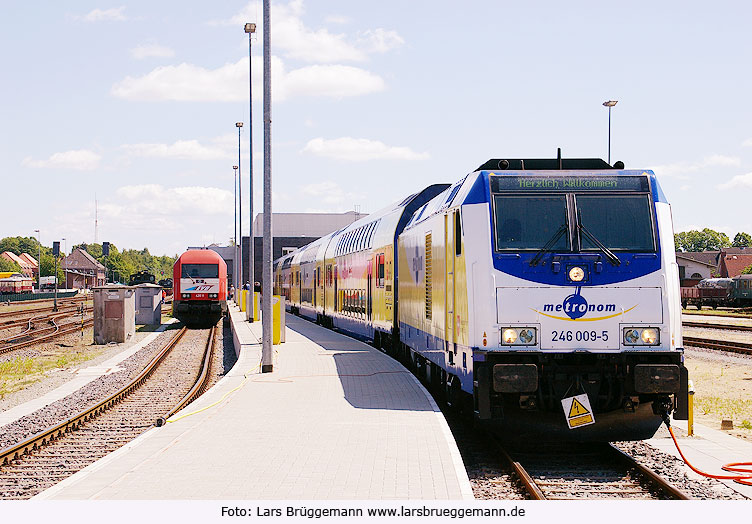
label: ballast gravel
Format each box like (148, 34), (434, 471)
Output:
(0, 318), (237, 453)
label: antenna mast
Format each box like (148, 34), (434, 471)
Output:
(94, 194), (99, 244)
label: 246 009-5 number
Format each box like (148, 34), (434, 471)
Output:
(551, 330), (609, 342)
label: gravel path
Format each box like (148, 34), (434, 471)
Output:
(0, 317), (237, 453)
(614, 434), (746, 499)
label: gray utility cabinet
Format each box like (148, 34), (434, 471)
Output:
(135, 283), (162, 325)
(93, 285), (135, 344)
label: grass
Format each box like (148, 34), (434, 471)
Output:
(694, 395), (752, 428)
(0, 343), (105, 399)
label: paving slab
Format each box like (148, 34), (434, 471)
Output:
(38, 305), (473, 500)
(647, 418), (752, 498)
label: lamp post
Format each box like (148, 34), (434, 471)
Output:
(34, 229), (41, 292)
(236, 122), (244, 290)
(233, 165), (238, 248)
(261, 0), (273, 372)
(245, 22), (256, 321)
(62, 237), (66, 290)
(602, 100), (618, 165)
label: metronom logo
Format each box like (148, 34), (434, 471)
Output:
(541, 289), (616, 320)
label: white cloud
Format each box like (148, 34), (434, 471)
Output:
(300, 181), (364, 208)
(653, 154), (741, 179)
(325, 15), (350, 25)
(101, 184), (233, 234)
(22, 149), (101, 170)
(357, 29), (405, 53)
(282, 64), (384, 98)
(111, 57), (384, 102)
(121, 137), (231, 160)
(78, 7), (127, 22)
(215, 1), (402, 63)
(302, 137), (429, 162)
(131, 44), (175, 60)
(717, 172), (752, 190)
(743, 138), (752, 147)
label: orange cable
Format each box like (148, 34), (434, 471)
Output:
(667, 424), (752, 486)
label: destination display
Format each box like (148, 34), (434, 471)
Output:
(490, 175), (649, 193)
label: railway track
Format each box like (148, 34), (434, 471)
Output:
(498, 441), (689, 500)
(683, 321), (752, 332)
(0, 315), (93, 355)
(0, 324), (216, 499)
(0, 306), (92, 343)
(683, 336), (752, 356)
(0, 297), (89, 320)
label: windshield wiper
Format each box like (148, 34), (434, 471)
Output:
(577, 211), (621, 266)
(530, 224), (568, 266)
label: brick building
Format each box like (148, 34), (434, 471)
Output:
(1, 251), (37, 278)
(62, 248), (106, 289)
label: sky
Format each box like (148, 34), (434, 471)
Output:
(2, 1), (752, 256)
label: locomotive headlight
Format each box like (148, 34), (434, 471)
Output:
(623, 327), (660, 345)
(519, 328), (535, 344)
(568, 266), (585, 282)
(641, 328), (659, 345)
(209, 293), (218, 298)
(624, 329), (640, 344)
(501, 327), (537, 345)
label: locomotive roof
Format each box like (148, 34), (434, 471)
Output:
(476, 158), (615, 171)
(178, 249), (225, 264)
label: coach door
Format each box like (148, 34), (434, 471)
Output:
(367, 260), (373, 320)
(313, 267), (317, 308)
(334, 266), (338, 311)
(445, 212), (457, 354)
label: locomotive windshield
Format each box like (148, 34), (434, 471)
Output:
(491, 175), (656, 252)
(181, 264), (219, 279)
(494, 195), (570, 250)
(577, 194), (654, 251)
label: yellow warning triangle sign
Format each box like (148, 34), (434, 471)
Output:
(568, 398), (590, 418)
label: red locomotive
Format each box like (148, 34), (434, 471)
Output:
(172, 249), (227, 326)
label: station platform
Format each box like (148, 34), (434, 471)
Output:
(38, 304), (473, 500)
(647, 419), (752, 499)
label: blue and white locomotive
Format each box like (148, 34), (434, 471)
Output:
(276, 156), (688, 441)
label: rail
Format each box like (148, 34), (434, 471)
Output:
(0, 316), (94, 355)
(158, 324), (216, 424)
(683, 336), (752, 356)
(682, 321), (752, 332)
(496, 439), (689, 500)
(0, 326), (188, 466)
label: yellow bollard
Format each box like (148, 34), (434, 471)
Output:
(687, 380), (695, 437)
(272, 295), (281, 344)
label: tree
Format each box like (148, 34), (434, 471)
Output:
(39, 253), (65, 284)
(0, 258), (23, 273)
(743, 264), (752, 275)
(732, 232), (752, 248)
(674, 229), (731, 252)
(0, 236), (44, 257)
